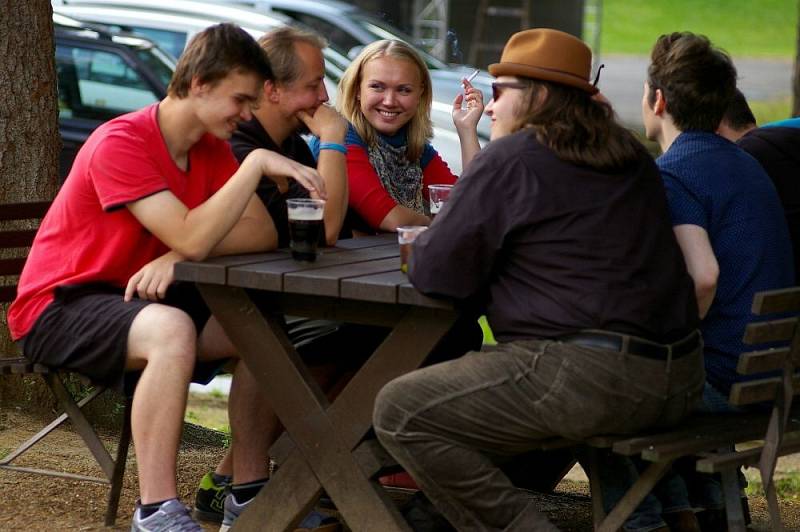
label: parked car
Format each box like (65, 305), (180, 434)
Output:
(52, 0), (484, 172)
(53, 13), (174, 179)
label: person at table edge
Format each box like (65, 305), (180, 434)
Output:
(7, 24), (327, 531)
(373, 28), (704, 531)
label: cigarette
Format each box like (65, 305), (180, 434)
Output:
(462, 69), (480, 87)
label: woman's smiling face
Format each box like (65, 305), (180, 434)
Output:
(358, 55), (423, 136)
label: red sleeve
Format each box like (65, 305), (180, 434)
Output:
(422, 152), (457, 198)
(90, 131), (169, 210)
(346, 145), (399, 230)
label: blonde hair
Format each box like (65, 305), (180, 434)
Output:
(337, 40), (433, 162)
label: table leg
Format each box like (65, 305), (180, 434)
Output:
(198, 284), (456, 531)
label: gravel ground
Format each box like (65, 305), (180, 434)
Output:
(1, 403), (799, 531)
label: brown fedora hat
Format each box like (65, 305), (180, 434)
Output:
(489, 28), (598, 94)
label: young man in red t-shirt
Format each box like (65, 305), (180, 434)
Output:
(8, 23), (325, 531)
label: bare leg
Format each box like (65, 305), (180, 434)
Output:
(127, 305), (198, 504)
(198, 317), (276, 484)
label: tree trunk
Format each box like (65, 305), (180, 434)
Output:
(1, 0), (60, 406)
(794, 0), (800, 117)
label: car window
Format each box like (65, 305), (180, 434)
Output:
(133, 46), (175, 87)
(276, 9), (361, 55)
(85, 23), (187, 60)
(56, 44), (159, 121)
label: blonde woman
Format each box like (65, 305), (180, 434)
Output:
(311, 40), (483, 232)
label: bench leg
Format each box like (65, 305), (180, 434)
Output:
(721, 468), (747, 532)
(585, 447), (607, 529)
(595, 459), (674, 532)
(764, 480), (784, 532)
(105, 397), (132, 526)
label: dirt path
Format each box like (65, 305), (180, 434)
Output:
(1, 404), (799, 531)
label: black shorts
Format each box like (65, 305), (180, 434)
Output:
(19, 282), (219, 394)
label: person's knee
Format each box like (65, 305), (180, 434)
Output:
(373, 376), (415, 439)
(129, 304), (198, 368)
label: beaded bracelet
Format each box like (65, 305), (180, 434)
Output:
(318, 142), (347, 155)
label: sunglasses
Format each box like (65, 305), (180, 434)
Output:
(491, 81), (528, 102)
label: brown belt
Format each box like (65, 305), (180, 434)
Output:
(559, 330), (700, 361)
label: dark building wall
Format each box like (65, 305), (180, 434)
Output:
(357, 0), (585, 67)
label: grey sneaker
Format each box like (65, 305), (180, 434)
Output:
(219, 493), (340, 532)
(131, 499), (203, 532)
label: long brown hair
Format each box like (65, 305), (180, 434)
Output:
(512, 78), (646, 170)
(337, 40), (433, 162)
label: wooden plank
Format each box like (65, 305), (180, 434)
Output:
(335, 233), (396, 249)
(0, 257), (27, 276)
(227, 245), (398, 291)
(0, 229), (38, 248)
(729, 374), (800, 406)
(0, 201), (50, 221)
(696, 432), (800, 473)
(612, 412), (768, 456)
(398, 282), (453, 309)
(341, 270), (404, 303)
(752, 287), (800, 315)
(174, 251), (288, 285)
(737, 348), (792, 375)
(744, 318), (797, 345)
(284, 257), (400, 297)
(638, 415), (782, 462)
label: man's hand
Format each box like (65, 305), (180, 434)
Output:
(297, 104), (347, 142)
(124, 250), (184, 302)
(452, 81), (485, 132)
(251, 149), (327, 199)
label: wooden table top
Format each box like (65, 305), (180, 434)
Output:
(174, 234), (450, 309)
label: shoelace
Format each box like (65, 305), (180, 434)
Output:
(158, 504), (203, 532)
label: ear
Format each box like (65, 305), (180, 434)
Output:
(653, 88), (667, 116)
(264, 79), (280, 103)
(190, 75), (208, 96)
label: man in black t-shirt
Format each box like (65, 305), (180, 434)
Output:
(718, 90), (800, 282)
(192, 27), (351, 531)
(229, 27), (350, 247)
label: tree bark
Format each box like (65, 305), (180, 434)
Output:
(1, 0), (60, 406)
(794, 0), (800, 117)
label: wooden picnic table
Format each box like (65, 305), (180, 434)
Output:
(174, 233), (460, 532)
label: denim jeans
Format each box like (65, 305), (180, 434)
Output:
(373, 338), (704, 531)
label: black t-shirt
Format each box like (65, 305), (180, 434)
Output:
(738, 126), (800, 282)
(230, 117), (352, 247)
(409, 130), (699, 343)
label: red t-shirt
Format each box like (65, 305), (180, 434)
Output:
(8, 103), (238, 340)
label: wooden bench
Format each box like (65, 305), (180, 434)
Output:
(0, 201), (131, 526)
(581, 286), (800, 532)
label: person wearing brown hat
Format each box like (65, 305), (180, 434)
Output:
(372, 28), (704, 531)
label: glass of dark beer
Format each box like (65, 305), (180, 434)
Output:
(287, 198), (325, 261)
(428, 184), (453, 219)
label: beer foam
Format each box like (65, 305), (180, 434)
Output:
(288, 206), (323, 221)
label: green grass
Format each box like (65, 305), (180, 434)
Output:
(601, 0), (798, 57)
(750, 95), (794, 124)
(746, 471), (800, 499)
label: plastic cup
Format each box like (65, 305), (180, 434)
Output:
(397, 225), (428, 273)
(428, 184), (453, 218)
